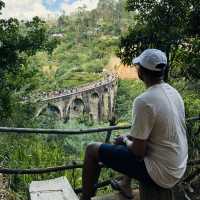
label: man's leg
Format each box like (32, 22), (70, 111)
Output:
(121, 176), (132, 186)
(81, 143), (154, 200)
(81, 142), (102, 200)
(111, 175), (133, 198)
(118, 175), (132, 192)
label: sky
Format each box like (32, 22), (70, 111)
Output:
(0, 0), (99, 20)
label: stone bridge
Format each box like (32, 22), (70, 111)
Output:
(36, 74), (118, 122)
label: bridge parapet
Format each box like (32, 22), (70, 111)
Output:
(39, 74), (117, 102)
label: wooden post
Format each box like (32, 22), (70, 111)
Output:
(139, 182), (175, 200)
(105, 116), (116, 143)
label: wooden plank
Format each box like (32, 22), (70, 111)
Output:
(29, 176), (79, 200)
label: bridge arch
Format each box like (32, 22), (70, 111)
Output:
(91, 92), (99, 99)
(37, 103), (61, 119)
(66, 98), (85, 120)
(104, 87), (109, 93)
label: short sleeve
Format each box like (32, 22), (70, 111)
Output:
(130, 97), (156, 140)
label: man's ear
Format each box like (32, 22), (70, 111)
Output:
(137, 67), (144, 81)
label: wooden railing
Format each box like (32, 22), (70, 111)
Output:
(0, 115), (199, 193)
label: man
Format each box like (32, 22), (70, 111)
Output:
(80, 49), (188, 200)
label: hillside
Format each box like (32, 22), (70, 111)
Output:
(106, 56), (138, 80)
(24, 0), (136, 95)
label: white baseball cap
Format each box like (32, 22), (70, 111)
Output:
(132, 49), (167, 72)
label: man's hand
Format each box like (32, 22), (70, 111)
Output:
(113, 135), (126, 145)
(126, 134), (134, 141)
(113, 135), (133, 145)
(114, 135), (147, 160)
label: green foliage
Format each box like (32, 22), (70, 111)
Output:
(0, 119), (111, 199)
(171, 79), (200, 117)
(0, 18), (21, 74)
(0, 17), (50, 74)
(0, 15), (57, 123)
(118, 0), (200, 81)
(116, 80), (145, 122)
(171, 38), (200, 80)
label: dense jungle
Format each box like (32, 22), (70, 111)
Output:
(0, 0), (199, 199)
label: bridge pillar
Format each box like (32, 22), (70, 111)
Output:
(98, 93), (104, 121)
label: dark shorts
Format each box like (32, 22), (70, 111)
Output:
(99, 144), (155, 185)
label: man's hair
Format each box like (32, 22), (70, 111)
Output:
(139, 64), (167, 81)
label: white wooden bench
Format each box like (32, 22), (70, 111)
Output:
(29, 176), (140, 200)
(29, 177), (79, 200)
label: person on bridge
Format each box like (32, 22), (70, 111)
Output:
(80, 49), (188, 200)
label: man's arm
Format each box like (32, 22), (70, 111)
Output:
(123, 137), (147, 160)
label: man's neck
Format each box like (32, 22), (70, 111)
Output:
(145, 80), (164, 88)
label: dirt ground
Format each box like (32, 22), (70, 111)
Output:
(0, 174), (14, 200)
(105, 56), (138, 80)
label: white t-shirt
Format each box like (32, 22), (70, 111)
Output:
(130, 83), (188, 188)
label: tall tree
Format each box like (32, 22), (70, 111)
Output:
(117, 0), (200, 80)
(0, 2), (55, 123)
